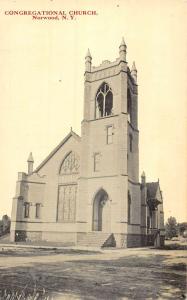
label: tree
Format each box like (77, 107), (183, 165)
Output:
(1, 215), (11, 235)
(178, 222), (187, 236)
(165, 216), (178, 239)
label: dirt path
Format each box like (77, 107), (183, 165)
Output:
(0, 247), (186, 299)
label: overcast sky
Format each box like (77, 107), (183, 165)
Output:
(0, 0), (187, 222)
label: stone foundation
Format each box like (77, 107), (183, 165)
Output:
(77, 232), (86, 244)
(141, 234), (148, 246)
(114, 233), (149, 248)
(42, 231), (76, 246)
(14, 230), (42, 242)
(127, 234), (142, 247)
(12, 230), (164, 248)
(114, 233), (127, 248)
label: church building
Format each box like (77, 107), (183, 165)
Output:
(10, 39), (165, 248)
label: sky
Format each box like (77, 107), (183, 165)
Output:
(0, 0), (187, 222)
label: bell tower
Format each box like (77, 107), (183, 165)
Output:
(77, 38), (141, 247)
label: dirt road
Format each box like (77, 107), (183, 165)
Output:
(0, 246), (186, 299)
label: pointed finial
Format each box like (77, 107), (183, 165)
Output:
(131, 61), (137, 83)
(119, 37), (127, 61)
(85, 48), (92, 72)
(141, 171), (146, 185)
(120, 37), (126, 47)
(85, 48), (92, 59)
(70, 126), (73, 132)
(131, 61), (137, 71)
(27, 152), (34, 163)
(27, 152), (34, 175)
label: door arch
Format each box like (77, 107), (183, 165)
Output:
(92, 189), (109, 231)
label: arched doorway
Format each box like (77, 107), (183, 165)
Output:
(92, 189), (109, 231)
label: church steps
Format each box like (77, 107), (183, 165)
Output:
(77, 232), (116, 247)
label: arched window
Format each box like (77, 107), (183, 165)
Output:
(95, 83), (113, 118)
(59, 151), (80, 174)
(57, 152), (80, 223)
(127, 89), (132, 123)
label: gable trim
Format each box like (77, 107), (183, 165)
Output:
(34, 130), (81, 173)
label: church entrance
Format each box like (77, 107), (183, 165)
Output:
(92, 189), (109, 232)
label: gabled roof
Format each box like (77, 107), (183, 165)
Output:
(146, 182), (159, 199)
(34, 130), (81, 173)
(146, 181), (162, 209)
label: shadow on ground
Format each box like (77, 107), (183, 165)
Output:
(0, 247), (100, 257)
(0, 251), (186, 299)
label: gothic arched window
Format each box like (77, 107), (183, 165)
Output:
(59, 151), (80, 174)
(57, 152), (80, 223)
(127, 89), (132, 123)
(95, 83), (113, 118)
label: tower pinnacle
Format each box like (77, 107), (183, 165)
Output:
(85, 48), (92, 72)
(85, 48), (92, 59)
(120, 37), (126, 47)
(141, 171), (146, 185)
(119, 37), (127, 61)
(27, 152), (34, 175)
(131, 61), (137, 83)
